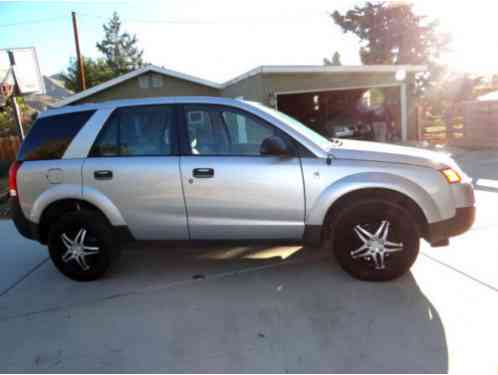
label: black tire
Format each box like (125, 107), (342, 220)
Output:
(48, 210), (119, 281)
(330, 199), (420, 281)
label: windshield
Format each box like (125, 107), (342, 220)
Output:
(249, 102), (334, 152)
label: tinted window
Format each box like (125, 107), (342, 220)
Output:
(185, 107), (279, 156)
(18, 111), (95, 161)
(91, 105), (176, 157)
(221, 111), (275, 155)
(185, 108), (229, 155)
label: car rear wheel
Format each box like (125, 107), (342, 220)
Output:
(330, 199), (420, 281)
(48, 210), (118, 281)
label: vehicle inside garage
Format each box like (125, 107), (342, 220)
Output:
(276, 86), (402, 142)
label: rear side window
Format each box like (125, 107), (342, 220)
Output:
(18, 111), (95, 161)
(90, 105), (177, 157)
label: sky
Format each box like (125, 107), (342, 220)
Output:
(0, 0), (497, 83)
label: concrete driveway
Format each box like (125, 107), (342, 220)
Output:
(0, 150), (496, 373)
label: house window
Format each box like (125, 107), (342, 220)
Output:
(151, 75), (163, 88)
(138, 75), (150, 89)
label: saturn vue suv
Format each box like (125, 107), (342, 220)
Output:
(8, 97), (475, 281)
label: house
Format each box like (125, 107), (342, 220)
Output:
(25, 76), (73, 112)
(55, 64), (426, 141)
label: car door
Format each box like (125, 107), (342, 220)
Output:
(179, 105), (305, 240)
(82, 104), (188, 240)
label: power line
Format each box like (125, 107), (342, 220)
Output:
(78, 13), (221, 25)
(78, 12), (326, 25)
(0, 16), (68, 28)
(0, 11), (327, 29)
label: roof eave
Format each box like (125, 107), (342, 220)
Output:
(221, 64), (427, 87)
(53, 65), (222, 108)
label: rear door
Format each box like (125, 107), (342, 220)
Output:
(82, 105), (188, 240)
(179, 105), (305, 240)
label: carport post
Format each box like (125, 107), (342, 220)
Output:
(400, 83), (408, 141)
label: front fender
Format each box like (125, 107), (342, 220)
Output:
(30, 184), (126, 226)
(306, 172), (444, 226)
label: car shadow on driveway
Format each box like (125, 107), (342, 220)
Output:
(0, 243), (448, 372)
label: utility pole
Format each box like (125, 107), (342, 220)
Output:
(7, 51), (25, 139)
(72, 11), (86, 91)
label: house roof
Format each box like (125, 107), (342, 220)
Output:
(55, 65), (223, 107)
(55, 64), (426, 107)
(43, 76), (73, 98)
(222, 64), (427, 86)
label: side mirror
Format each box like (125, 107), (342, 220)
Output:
(260, 136), (291, 157)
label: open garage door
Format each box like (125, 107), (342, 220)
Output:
(276, 86), (405, 142)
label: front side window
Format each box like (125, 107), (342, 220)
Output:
(91, 105), (176, 157)
(221, 110), (275, 155)
(185, 106), (279, 156)
(249, 102), (333, 152)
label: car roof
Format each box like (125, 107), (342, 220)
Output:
(39, 96), (254, 118)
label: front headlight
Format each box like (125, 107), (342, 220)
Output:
(440, 167), (462, 184)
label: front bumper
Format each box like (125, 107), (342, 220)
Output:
(427, 206), (476, 245)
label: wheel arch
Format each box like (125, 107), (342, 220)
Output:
(33, 186), (126, 244)
(38, 199), (112, 244)
(306, 172), (440, 241)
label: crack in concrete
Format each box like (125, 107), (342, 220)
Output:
(0, 257), (49, 298)
(0, 255), (326, 322)
(421, 252), (497, 293)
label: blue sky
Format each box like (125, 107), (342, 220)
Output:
(1, 0), (497, 82)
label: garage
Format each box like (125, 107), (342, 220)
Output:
(223, 65), (425, 142)
(276, 85), (404, 142)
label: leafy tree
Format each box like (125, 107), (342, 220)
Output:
(96, 12), (144, 76)
(59, 12), (144, 92)
(0, 97), (34, 137)
(332, 1), (450, 93)
(60, 57), (114, 92)
(324, 51), (342, 66)
(422, 73), (483, 114)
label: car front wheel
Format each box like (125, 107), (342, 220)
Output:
(330, 199), (420, 281)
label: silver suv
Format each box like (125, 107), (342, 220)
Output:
(9, 97), (475, 281)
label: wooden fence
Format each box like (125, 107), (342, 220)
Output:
(451, 100), (498, 148)
(0, 136), (21, 162)
(418, 100), (498, 148)
(416, 105), (465, 145)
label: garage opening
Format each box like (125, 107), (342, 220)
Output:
(276, 86), (404, 142)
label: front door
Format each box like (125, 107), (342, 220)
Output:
(82, 104), (188, 240)
(179, 105), (305, 240)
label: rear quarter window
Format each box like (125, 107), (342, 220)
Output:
(17, 110), (95, 161)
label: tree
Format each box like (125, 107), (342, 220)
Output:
(60, 57), (114, 92)
(324, 51), (342, 66)
(0, 97), (34, 137)
(96, 12), (144, 76)
(332, 1), (450, 93)
(422, 73), (483, 114)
